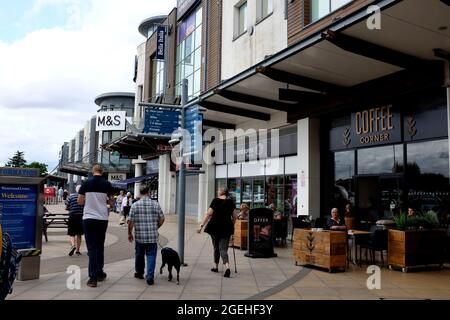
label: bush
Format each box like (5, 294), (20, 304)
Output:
(394, 212), (439, 231)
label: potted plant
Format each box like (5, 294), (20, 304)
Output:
(388, 212), (446, 272)
(343, 203), (356, 230)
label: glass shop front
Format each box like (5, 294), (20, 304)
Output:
(326, 88), (450, 223)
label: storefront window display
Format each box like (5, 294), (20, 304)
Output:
(266, 176), (284, 213)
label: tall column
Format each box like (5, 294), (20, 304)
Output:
(197, 164), (215, 222)
(158, 154), (176, 214)
(297, 118), (321, 218)
(134, 162), (143, 198)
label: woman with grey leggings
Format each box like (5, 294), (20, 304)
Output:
(198, 187), (235, 278)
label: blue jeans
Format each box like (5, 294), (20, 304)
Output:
(83, 219), (108, 281)
(135, 242), (158, 281)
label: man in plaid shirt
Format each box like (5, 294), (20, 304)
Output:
(128, 185), (165, 285)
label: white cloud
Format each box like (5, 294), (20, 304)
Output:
(0, 0), (177, 170)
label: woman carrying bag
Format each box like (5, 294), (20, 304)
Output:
(197, 187), (235, 278)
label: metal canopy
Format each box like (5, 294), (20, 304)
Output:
(102, 133), (172, 158)
(199, 0), (449, 123)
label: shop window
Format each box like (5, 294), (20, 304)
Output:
(235, 1), (248, 38)
(242, 179), (253, 205)
(406, 139), (450, 214)
(357, 144), (404, 175)
(228, 179), (241, 208)
(152, 59), (165, 100)
(257, 0), (273, 22)
(284, 175), (297, 217)
(334, 150), (355, 208)
(253, 179), (265, 207)
(175, 5), (202, 100)
(266, 176), (284, 213)
(311, 0), (353, 23)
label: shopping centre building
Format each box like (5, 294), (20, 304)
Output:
(97, 0), (450, 223)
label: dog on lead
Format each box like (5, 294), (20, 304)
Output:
(160, 247), (181, 285)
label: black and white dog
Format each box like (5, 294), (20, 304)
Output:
(160, 247), (181, 285)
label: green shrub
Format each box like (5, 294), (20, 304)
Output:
(393, 211), (439, 231)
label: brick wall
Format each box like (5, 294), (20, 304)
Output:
(204, 0), (222, 91)
(288, 0), (374, 46)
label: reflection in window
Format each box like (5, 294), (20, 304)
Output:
(228, 179), (241, 208)
(152, 59), (165, 100)
(334, 151), (355, 207)
(266, 176), (284, 213)
(284, 176), (297, 217)
(311, 0), (352, 23)
(242, 179), (253, 204)
(175, 6), (202, 100)
(358, 145), (404, 175)
(258, 0), (273, 21)
(253, 179), (265, 206)
(236, 2), (247, 36)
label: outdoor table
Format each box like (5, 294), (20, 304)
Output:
(347, 230), (371, 265)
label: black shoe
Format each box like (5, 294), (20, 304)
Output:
(146, 279), (154, 285)
(134, 273), (144, 279)
(224, 269), (231, 278)
(69, 246), (76, 256)
(211, 268), (219, 273)
(97, 272), (107, 282)
(76, 251), (81, 256)
(87, 279), (97, 288)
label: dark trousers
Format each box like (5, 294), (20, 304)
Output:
(135, 242), (158, 281)
(83, 219), (108, 281)
(210, 235), (230, 265)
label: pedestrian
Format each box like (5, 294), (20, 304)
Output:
(57, 187), (64, 203)
(77, 164), (114, 288)
(65, 185), (84, 256)
(121, 192), (132, 225)
(63, 189), (69, 201)
(116, 190), (125, 223)
(197, 187), (235, 278)
(128, 185), (165, 285)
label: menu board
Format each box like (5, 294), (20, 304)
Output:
(0, 185), (38, 250)
(245, 208), (277, 258)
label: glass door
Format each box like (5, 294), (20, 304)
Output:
(253, 179), (265, 208)
(242, 179), (253, 206)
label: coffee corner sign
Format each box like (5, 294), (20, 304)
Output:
(96, 111), (126, 132)
(330, 105), (402, 151)
(353, 105), (397, 145)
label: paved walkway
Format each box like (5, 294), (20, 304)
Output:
(6, 204), (450, 300)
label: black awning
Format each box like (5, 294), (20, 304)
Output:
(110, 172), (158, 189)
(102, 134), (172, 159)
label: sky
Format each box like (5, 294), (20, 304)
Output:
(0, 0), (176, 172)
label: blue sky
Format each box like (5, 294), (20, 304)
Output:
(0, 0), (176, 171)
(0, 0), (91, 43)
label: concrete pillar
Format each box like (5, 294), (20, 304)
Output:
(158, 154), (176, 214)
(68, 174), (74, 193)
(197, 163), (216, 222)
(297, 118), (321, 218)
(134, 162), (143, 198)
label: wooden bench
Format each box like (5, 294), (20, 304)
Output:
(42, 213), (69, 242)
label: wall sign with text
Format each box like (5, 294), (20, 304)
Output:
(330, 105), (401, 151)
(96, 111), (127, 132)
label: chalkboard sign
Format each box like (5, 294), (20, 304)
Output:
(245, 208), (277, 258)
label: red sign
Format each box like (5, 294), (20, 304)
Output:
(44, 187), (56, 197)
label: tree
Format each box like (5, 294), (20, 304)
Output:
(25, 162), (48, 177)
(6, 151), (27, 167)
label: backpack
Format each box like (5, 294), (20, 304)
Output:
(0, 232), (22, 301)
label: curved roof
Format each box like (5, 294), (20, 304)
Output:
(138, 15), (166, 38)
(94, 92), (135, 106)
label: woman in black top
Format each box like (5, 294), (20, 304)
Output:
(197, 187), (235, 278)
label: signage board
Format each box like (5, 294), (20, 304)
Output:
(108, 173), (126, 182)
(245, 208), (276, 258)
(330, 105), (401, 151)
(96, 111), (127, 132)
(144, 107), (181, 136)
(0, 167), (39, 177)
(156, 26), (166, 60)
(0, 185), (38, 250)
(184, 105), (203, 163)
(146, 159), (160, 175)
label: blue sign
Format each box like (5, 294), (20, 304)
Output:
(0, 185), (38, 250)
(144, 107), (180, 136)
(156, 26), (166, 60)
(0, 167), (39, 177)
(184, 105), (203, 162)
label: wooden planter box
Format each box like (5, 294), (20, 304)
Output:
(344, 217), (357, 230)
(293, 229), (347, 272)
(388, 229), (447, 272)
(233, 220), (248, 250)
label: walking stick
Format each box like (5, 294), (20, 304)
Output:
(232, 236), (237, 273)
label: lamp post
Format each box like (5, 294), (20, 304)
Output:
(176, 78), (188, 266)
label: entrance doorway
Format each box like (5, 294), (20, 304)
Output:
(355, 174), (404, 222)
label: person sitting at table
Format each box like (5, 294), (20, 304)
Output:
(326, 208), (347, 230)
(408, 206), (417, 217)
(237, 203), (250, 220)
